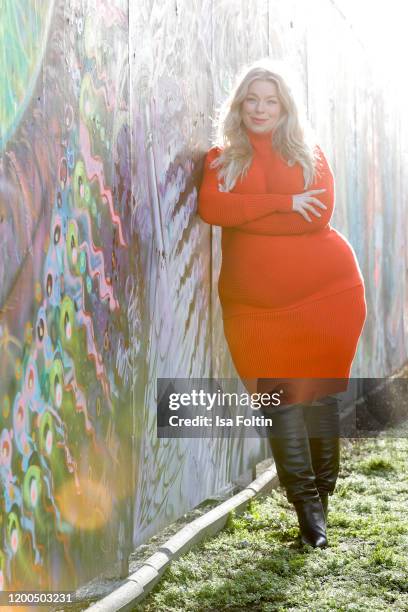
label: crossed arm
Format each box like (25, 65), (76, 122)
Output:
(197, 147), (293, 227)
(197, 146), (334, 235)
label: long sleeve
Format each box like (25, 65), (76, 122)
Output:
(236, 147), (334, 235)
(197, 148), (293, 227)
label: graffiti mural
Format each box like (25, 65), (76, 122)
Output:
(0, 1), (55, 153)
(0, 0), (137, 591)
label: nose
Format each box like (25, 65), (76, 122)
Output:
(255, 99), (266, 113)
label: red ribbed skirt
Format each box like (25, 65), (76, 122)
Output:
(222, 284), (367, 398)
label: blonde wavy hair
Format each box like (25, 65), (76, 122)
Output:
(211, 58), (320, 192)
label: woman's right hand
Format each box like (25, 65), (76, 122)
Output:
(292, 189), (327, 222)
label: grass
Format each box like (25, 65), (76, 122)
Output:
(133, 437), (408, 611)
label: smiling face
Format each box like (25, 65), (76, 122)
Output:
(241, 79), (283, 134)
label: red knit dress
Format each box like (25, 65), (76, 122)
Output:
(198, 129), (367, 399)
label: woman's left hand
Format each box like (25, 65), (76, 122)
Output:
(292, 189), (327, 222)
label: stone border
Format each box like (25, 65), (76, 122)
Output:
(85, 464), (278, 611)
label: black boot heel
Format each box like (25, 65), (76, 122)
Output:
(293, 498), (328, 548)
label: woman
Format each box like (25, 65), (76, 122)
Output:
(198, 59), (367, 548)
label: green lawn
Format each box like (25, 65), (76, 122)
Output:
(134, 437), (408, 611)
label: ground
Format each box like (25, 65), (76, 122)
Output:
(135, 435), (408, 611)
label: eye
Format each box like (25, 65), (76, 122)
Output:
(46, 274), (53, 297)
(54, 225), (61, 245)
(37, 318), (45, 341)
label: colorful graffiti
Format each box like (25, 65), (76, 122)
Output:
(0, 0), (138, 591)
(0, 1), (55, 152)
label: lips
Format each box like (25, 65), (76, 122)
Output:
(251, 117), (267, 124)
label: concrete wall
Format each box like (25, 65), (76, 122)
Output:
(0, 0), (406, 592)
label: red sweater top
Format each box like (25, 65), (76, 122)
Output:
(198, 129), (364, 317)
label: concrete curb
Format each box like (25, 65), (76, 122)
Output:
(85, 464), (278, 612)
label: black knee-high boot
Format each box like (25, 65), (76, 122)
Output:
(264, 403), (328, 548)
(304, 397), (340, 519)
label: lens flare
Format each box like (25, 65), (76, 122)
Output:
(56, 477), (113, 530)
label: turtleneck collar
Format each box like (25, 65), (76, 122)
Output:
(244, 126), (275, 154)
